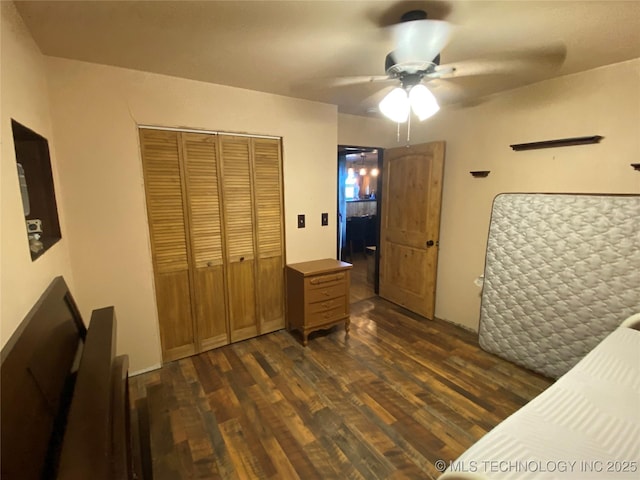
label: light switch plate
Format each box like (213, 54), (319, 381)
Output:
(298, 214), (305, 228)
(321, 213), (328, 226)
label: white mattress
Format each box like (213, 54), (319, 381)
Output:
(478, 194), (640, 379)
(440, 327), (640, 479)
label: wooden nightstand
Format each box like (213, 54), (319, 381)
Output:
(286, 259), (352, 345)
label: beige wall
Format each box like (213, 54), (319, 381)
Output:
(0, 2), (75, 346)
(338, 113), (393, 147)
(3, 0), (637, 371)
(45, 57), (338, 372)
(340, 59), (640, 331)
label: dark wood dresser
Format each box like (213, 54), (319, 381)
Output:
(286, 259), (352, 345)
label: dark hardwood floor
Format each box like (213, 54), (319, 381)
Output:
(130, 297), (552, 479)
(349, 256), (375, 303)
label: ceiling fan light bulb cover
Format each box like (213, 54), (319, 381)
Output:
(392, 20), (452, 65)
(409, 84), (440, 121)
(379, 87), (410, 123)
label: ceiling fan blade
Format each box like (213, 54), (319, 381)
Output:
(426, 78), (486, 108)
(432, 43), (567, 79)
(361, 85), (395, 115)
(426, 78), (466, 102)
(323, 75), (393, 88)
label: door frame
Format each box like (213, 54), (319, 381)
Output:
(336, 145), (384, 294)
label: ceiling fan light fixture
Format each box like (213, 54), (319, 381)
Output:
(409, 84), (440, 121)
(392, 19), (452, 66)
(379, 87), (410, 123)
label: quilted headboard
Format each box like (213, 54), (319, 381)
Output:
(479, 193), (640, 378)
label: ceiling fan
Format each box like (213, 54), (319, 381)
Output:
(377, 9), (453, 122)
(338, 9), (566, 123)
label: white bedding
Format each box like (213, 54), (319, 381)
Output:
(439, 326), (640, 479)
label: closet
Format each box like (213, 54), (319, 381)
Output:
(139, 128), (284, 362)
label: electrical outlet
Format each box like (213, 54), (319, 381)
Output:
(321, 213), (329, 226)
(297, 214), (305, 228)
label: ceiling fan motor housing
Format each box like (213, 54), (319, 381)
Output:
(386, 9), (444, 78)
(389, 9), (452, 75)
(400, 10), (428, 22)
(385, 52), (441, 79)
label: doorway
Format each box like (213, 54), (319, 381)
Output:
(337, 145), (383, 303)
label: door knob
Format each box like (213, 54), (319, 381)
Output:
(426, 240), (435, 247)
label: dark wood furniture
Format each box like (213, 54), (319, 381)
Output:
(0, 276), (143, 479)
(286, 259), (352, 345)
(346, 215), (377, 260)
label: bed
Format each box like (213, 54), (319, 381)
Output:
(0, 276), (144, 479)
(439, 314), (640, 479)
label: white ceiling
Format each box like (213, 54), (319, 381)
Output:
(15, 1), (640, 116)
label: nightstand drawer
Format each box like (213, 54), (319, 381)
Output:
(307, 272), (346, 288)
(307, 283), (345, 303)
(308, 302), (347, 326)
(308, 296), (346, 315)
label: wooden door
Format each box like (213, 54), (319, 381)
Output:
(220, 136), (258, 342)
(379, 141), (445, 319)
(181, 133), (229, 351)
(140, 129), (196, 361)
(252, 138), (285, 334)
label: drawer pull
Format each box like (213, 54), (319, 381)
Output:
(321, 301), (331, 308)
(310, 273), (345, 285)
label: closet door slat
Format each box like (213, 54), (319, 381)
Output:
(140, 129), (196, 361)
(182, 133), (229, 350)
(220, 136), (258, 341)
(252, 138), (285, 334)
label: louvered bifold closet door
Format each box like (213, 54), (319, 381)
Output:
(181, 133), (229, 351)
(220, 136), (258, 341)
(140, 129), (196, 361)
(252, 138), (285, 333)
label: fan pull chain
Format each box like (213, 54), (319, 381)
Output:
(406, 113), (412, 146)
(396, 122), (401, 143)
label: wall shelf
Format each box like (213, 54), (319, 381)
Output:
(510, 135), (603, 151)
(470, 171), (490, 178)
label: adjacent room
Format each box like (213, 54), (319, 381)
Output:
(1, 1), (639, 479)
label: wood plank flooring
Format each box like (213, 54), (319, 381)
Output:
(349, 256), (375, 303)
(130, 297), (552, 479)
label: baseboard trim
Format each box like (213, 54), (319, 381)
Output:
(130, 363), (162, 377)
